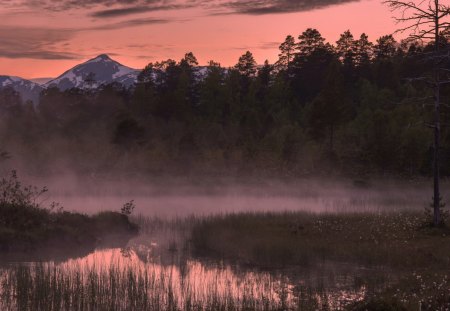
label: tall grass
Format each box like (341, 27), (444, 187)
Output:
(0, 249), (366, 311)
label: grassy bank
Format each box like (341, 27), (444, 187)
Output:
(0, 204), (138, 253)
(0, 171), (138, 258)
(191, 212), (449, 269)
(190, 212), (450, 309)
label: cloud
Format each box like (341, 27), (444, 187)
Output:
(136, 54), (155, 59)
(5, 0), (178, 11)
(212, 0), (362, 15)
(91, 6), (165, 18)
(258, 41), (280, 49)
(0, 26), (81, 60)
(4, 0), (361, 15)
(88, 17), (171, 30)
(227, 41), (279, 52)
(0, 17), (171, 60)
(91, 4), (192, 18)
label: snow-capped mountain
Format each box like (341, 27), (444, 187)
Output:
(0, 55), (218, 104)
(44, 54), (140, 91)
(0, 76), (43, 104)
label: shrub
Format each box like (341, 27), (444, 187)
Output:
(0, 170), (48, 208)
(0, 170), (138, 255)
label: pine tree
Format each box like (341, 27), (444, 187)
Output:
(181, 52), (199, 68)
(374, 35), (397, 59)
(336, 30), (357, 67)
(293, 28), (335, 102)
(235, 51), (257, 77)
(355, 33), (374, 66)
(297, 28), (328, 58)
(276, 35), (296, 71)
(137, 63), (155, 85)
(306, 60), (346, 153)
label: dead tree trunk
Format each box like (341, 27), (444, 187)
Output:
(384, 0), (450, 226)
(433, 7), (441, 225)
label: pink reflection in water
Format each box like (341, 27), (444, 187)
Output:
(58, 248), (366, 309)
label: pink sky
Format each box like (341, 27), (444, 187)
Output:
(0, 0), (397, 79)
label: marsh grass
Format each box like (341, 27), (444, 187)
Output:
(1, 211), (449, 310)
(190, 212), (450, 309)
(0, 250), (349, 311)
(191, 212), (450, 269)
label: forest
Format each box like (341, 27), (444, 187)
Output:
(1, 28), (449, 178)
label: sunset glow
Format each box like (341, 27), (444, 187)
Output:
(0, 0), (396, 79)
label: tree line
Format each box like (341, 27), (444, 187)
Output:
(1, 28), (450, 178)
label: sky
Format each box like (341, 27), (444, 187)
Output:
(0, 0), (398, 79)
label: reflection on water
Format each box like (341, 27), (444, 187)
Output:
(0, 244), (379, 311)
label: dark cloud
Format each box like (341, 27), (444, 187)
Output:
(88, 17), (171, 30)
(136, 54), (154, 59)
(0, 26), (81, 60)
(0, 17), (171, 60)
(214, 0), (362, 15)
(4, 0), (361, 15)
(91, 6), (165, 18)
(0, 50), (80, 60)
(91, 4), (192, 18)
(8, 0), (171, 11)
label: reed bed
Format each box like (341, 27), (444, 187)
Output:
(0, 248), (366, 311)
(1, 209), (449, 310)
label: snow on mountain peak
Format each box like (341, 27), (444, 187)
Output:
(44, 54), (139, 91)
(1, 54), (214, 105)
(0, 75), (43, 104)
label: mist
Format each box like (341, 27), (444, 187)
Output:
(22, 172), (435, 217)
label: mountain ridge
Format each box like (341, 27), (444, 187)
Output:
(0, 75), (43, 104)
(0, 54), (212, 104)
(44, 54), (140, 91)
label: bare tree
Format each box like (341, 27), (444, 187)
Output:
(384, 0), (450, 226)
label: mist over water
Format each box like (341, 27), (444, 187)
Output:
(28, 173), (437, 217)
(2, 169), (448, 309)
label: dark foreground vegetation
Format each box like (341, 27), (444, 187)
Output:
(0, 212), (448, 310)
(0, 171), (138, 258)
(191, 212), (450, 310)
(191, 212), (450, 268)
(2, 29), (450, 178)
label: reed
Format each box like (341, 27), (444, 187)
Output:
(0, 252), (334, 311)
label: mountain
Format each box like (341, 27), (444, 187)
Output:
(1, 55), (214, 103)
(0, 76), (43, 104)
(44, 54), (139, 91)
(30, 77), (54, 84)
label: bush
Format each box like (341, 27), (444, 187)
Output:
(0, 170), (49, 208)
(0, 171), (138, 255)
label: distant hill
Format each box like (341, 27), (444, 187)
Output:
(0, 76), (43, 104)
